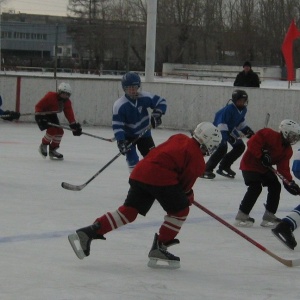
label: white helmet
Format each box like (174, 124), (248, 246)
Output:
(279, 119), (300, 145)
(58, 82), (72, 95)
(193, 122), (221, 154)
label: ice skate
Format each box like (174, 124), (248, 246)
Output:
(234, 210), (255, 227)
(49, 147), (64, 160)
(260, 210), (281, 228)
(147, 233), (180, 269)
(68, 222), (106, 260)
(38, 143), (48, 158)
(272, 221), (297, 250)
(216, 167), (236, 178)
(200, 171), (216, 179)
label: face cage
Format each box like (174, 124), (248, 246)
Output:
(200, 143), (218, 156)
(124, 86), (139, 98)
(285, 132), (300, 145)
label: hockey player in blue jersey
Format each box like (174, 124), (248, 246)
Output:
(0, 95), (20, 121)
(201, 90), (254, 179)
(272, 149), (300, 250)
(112, 72), (167, 172)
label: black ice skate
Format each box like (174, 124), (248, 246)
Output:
(49, 148), (64, 160)
(216, 167), (236, 178)
(68, 222), (106, 260)
(38, 143), (48, 158)
(147, 233), (180, 269)
(272, 221), (297, 250)
(200, 171), (216, 179)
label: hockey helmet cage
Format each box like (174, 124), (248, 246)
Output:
(279, 119), (300, 145)
(232, 90), (248, 104)
(121, 72), (141, 90)
(58, 82), (72, 95)
(193, 122), (221, 154)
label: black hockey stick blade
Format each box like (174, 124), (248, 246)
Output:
(61, 182), (87, 191)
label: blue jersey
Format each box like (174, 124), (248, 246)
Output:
(112, 91), (167, 141)
(213, 103), (248, 134)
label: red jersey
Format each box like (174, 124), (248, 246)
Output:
(240, 128), (293, 181)
(35, 92), (76, 124)
(130, 134), (205, 192)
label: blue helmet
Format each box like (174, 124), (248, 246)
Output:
(121, 72), (141, 90)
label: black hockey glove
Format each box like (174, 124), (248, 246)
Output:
(117, 140), (130, 155)
(261, 150), (272, 167)
(35, 115), (49, 131)
(241, 126), (255, 138)
(69, 122), (82, 136)
(185, 189), (194, 206)
(283, 180), (300, 196)
(2, 110), (20, 121)
(151, 109), (162, 129)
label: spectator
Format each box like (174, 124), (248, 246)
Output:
(234, 61), (260, 88)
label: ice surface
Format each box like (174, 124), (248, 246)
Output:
(1, 122), (300, 300)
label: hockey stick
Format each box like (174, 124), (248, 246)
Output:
(48, 122), (116, 142)
(1, 111), (59, 119)
(264, 113), (270, 128)
(268, 166), (291, 186)
(61, 125), (152, 191)
(192, 200), (300, 267)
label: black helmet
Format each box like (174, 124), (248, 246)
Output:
(232, 90), (248, 104)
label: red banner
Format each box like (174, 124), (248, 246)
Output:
(282, 19), (300, 81)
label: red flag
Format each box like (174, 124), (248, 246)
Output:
(282, 19), (300, 81)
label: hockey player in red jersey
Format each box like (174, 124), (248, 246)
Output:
(35, 82), (82, 160)
(68, 122), (221, 269)
(235, 119), (300, 227)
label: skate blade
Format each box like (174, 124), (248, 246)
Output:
(147, 258), (180, 269)
(49, 155), (64, 160)
(216, 170), (235, 178)
(68, 233), (86, 260)
(260, 220), (279, 228)
(271, 230), (295, 250)
(234, 220), (254, 227)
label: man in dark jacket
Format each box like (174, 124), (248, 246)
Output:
(234, 61), (260, 87)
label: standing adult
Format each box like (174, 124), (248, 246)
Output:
(234, 61), (260, 88)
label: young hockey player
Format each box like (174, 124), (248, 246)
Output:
(0, 95), (20, 121)
(271, 149), (300, 250)
(235, 119), (300, 228)
(68, 122), (222, 269)
(112, 71), (167, 172)
(201, 89), (254, 179)
(35, 82), (82, 160)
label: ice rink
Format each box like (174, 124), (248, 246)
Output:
(1, 122), (300, 300)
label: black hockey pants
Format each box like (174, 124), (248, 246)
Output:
(205, 141), (245, 172)
(239, 170), (281, 215)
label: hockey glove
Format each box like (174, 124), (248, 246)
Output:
(2, 110), (20, 121)
(261, 150), (272, 167)
(35, 115), (49, 131)
(69, 122), (82, 136)
(283, 180), (300, 196)
(117, 140), (130, 155)
(151, 109), (162, 129)
(241, 126), (255, 138)
(185, 189), (194, 206)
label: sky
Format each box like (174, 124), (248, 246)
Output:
(1, 122), (300, 299)
(2, 0), (69, 16)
